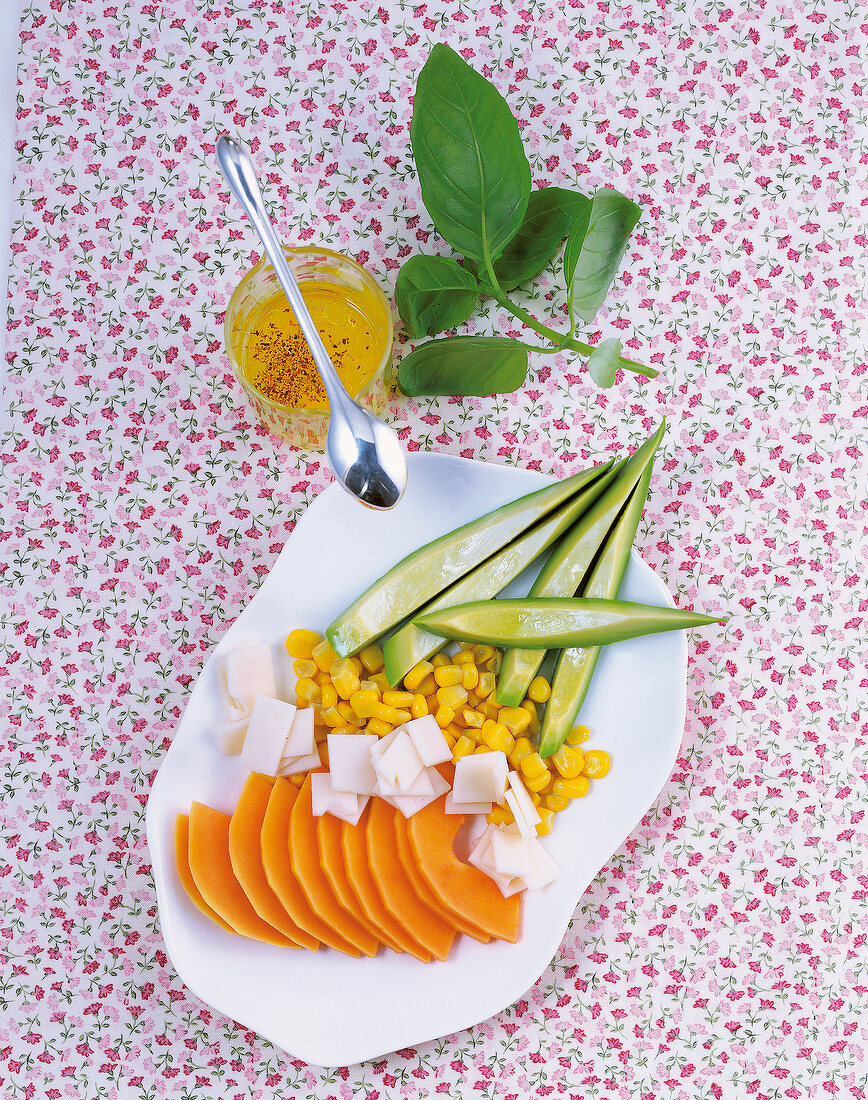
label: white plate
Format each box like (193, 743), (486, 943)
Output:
(146, 452), (686, 1066)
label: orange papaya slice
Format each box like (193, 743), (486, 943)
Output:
(406, 796), (521, 943)
(393, 810), (490, 944)
(290, 776), (379, 957)
(229, 773), (317, 951)
(260, 777), (358, 957)
(174, 814), (236, 935)
(187, 801), (295, 947)
(341, 812), (432, 963)
(366, 798), (455, 962)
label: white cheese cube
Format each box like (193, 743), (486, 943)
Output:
(406, 715), (452, 766)
(452, 751), (508, 805)
(507, 770), (542, 826)
(310, 771), (366, 825)
(374, 765), (436, 800)
(218, 718), (248, 756)
(444, 792), (493, 815)
(328, 734), (378, 795)
(521, 839), (560, 890)
(277, 750), (322, 776)
(240, 695), (297, 777)
(219, 643), (277, 720)
(504, 789), (537, 839)
(373, 730), (425, 791)
(283, 706), (314, 759)
(489, 825), (532, 879)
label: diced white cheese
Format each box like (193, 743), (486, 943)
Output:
(492, 873), (526, 898)
(374, 766), (436, 800)
(373, 730), (425, 790)
(406, 715), (452, 766)
(217, 718), (248, 756)
(521, 839), (560, 890)
(504, 789), (537, 839)
(276, 750), (322, 776)
(489, 825), (532, 879)
(282, 706), (314, 759)
(452, 751), (508, 805)
(444, 791), (493, 816)
(328, 733), (378, 795)
(507, 770), (542, 826)
(309, 771), (366, 826)
(467, 825), (495, 869)
(370, 728), (401, 759)
(377, 770), (449, 818)
(240, 695), (297, 777)
(219, 643), (277, 720)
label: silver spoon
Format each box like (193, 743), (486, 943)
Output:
(216, 134), (407, 510)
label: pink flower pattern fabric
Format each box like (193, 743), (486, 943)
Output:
(2, 1), (866, 1096)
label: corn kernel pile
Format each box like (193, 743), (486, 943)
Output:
(286, 628), (610, 837)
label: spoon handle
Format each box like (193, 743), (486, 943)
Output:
(215, 134), (346, 407)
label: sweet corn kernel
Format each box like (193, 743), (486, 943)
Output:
(582, 750), (611, 779)
(359, 679), (379, 693)
(472, 644), (494, 663)
(312, 638), (338, 673)
(440, 726), (458, 749)
(434, 664), (463, 688)
(485, 652), (501, 674)
(358, 643), (385, 673)
(434, 704), (455, 728)
(466, 690), (482, 708)
(452, 735), (476, 762)
(403, 660), (434, 692)
(370, 702), (406, 725)
(411, 693), (429, 719)
(445, 722), (464, 742)
(474, 744), (493, 754)
(527, 676), (551, 703)
(552, 745), (586, 779)
(461, 664), (479, 691)
(417, 673), (438, 696)
(367, 718), (393, 737)
(321, 706), (345, 728)
(393, 709), (412, 724)
(295, 677), (321, 707)
(545, 793), (570, 812)
(484, 724), (515, 754)
(319, 682), (338, 711)
(383, 689), (414, 708)
(552, 776), (590, 799)
(431, 653), (451, 668)
(370, 671), (390, 692)
(508, 736), (534, 769)
(461, 708), (485, 729)
(332, 667), (361, 701)
(536, 808), (555, 834)
(437, 684), (468, 709)
(528, 789), (542, 807)
(567, 725), (591, 746)
(525, 770), (553, 794)
(337, 701), (364, 726)
(315, 670), (331, 686)
(487, 806), (514, 826)
(498, 706), (531, 735)
(292, 657), (317, 679)
(329, 725), (354, 737)
(520, 698), (540, 737)
(286, 628), (321, 659)
(479, 699), (501, 719)
(476, 671), (496, 699)
(350, 688), (380, 718)
(519, 752), (548, 780)
(470, 724), (488, 744)
(450, 648), (473, 665)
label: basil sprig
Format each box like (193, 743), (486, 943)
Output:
(396, 44), (657, 397)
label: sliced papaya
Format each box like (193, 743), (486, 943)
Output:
(229, 773), (317, 951)
(316, 811), (402, 954)
(174, 814), (236, 935)
(187, 801), (295, 947)
(342, 812), (432, 963)
(393, 810), (490, 945)
(366, 798), (456, 962)
(406, 796), (521, 943)
(290, 776), (380, 957)
(260, 778), (358, 957)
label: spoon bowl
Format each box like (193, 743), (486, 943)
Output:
(215, 134), (407, 510)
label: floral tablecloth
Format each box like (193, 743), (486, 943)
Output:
(2, 1), (866, 1096)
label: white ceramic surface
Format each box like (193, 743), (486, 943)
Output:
(146, 451), (687, 1067)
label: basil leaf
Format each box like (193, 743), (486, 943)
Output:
(395, 255), (480, 338)
(492, 187), (591, 290)
(565, 187), (640, 324)
(410, 44), (531, 269)
(398, 336), (528, 397)
(586, 338), (623, 388)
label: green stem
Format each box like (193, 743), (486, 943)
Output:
(489, 288), (659, 378)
